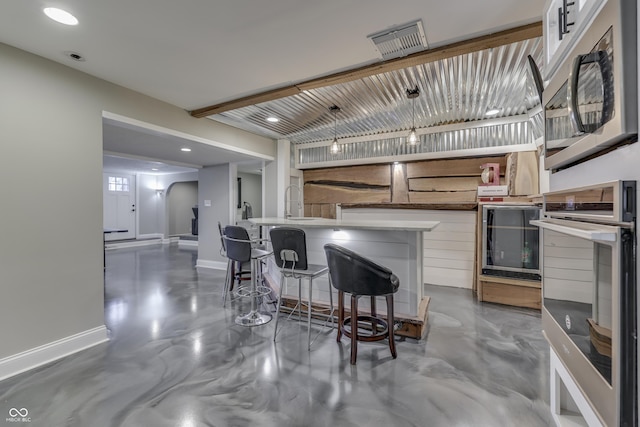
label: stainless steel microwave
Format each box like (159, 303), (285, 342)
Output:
(543, 0), (637, 171)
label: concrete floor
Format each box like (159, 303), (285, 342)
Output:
(0, 245), (552, 426)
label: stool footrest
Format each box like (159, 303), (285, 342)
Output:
(342, 315), (389, 342)
(235, 285), (271, 299)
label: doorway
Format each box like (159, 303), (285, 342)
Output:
(103, 172), (136, 240)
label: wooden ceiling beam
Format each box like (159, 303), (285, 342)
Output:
(189, 21), (542, 118)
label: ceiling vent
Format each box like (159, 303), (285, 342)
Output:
(368, 20), (428, 60)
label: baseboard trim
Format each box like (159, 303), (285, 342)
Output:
(196, 259), (227, 270)
(0, 326), (109, 381)
(138, 233), (163, 240)
(178, 240), (198, 248)
(105, 239), (162, 250)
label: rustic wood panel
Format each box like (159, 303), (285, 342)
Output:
(406, 156), (507, 179)
(506, 151), (539, 196)
(304, 183), (391, 204)
(304, 203), (336, 219)
(409, 176), (481, 191)
(304, 164), (391, 186)
(320, 204), (336, 219)
(409, 176), (507, 191)
(408, 191), (478, 203)
(392, 163), (409, 203)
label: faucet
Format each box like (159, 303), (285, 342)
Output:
(284, 184), (302, 218)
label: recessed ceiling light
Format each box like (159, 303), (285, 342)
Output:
(266, 116), (279, 123)
(43, 7), (78, 26)
(151, 168), (159, 171)
(181, 147), (192, 152)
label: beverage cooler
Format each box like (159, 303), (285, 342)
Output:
(481, 205), (541, 281)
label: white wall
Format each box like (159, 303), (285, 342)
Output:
(159, 171), (199, 238)
(0, 42), (274, 369)
(196, 165), (234, 269)
(167, 181), (198, 235)
(341, 209), (476, 289)
(137, 174), (163, 236)
(237, 172), (262, 218)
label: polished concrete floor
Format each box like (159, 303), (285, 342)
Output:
(0, 245), (552, 426)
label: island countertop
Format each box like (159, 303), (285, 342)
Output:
(249, 217), (440, 232)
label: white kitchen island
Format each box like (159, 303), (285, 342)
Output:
(249, 217), (440, 338)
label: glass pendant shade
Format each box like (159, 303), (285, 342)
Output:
(329, 105), (341, 155)
(406, 86), (420, 145)
(408, 127), (418, 145)
(330, 137), (340, 154)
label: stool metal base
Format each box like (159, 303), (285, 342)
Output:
(235, 310), (272, 327)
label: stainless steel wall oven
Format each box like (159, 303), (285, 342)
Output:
(532, 180), (636, 426)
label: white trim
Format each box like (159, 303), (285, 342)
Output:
(138, 233), (164, 240)
(163, 237), (178, 244)
(296, 114), (531, 149)
(549, 346), (604, 427)
(104, 150), (202, 170)
(0, 326), (109, 382)
(102, 111), (275, 161)
(105, 239), (162, 250)
(297, 143), (538, 169)
(178, 239), (198, 248)
(196, 259), (227, 270)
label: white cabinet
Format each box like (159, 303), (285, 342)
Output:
(543, 0), (607, 80)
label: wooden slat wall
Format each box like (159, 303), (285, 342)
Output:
(304, 164), (392, 218)
(304, 164), (391, 186)
(301, 154), (538, 218)
(406, 156), (508, 178)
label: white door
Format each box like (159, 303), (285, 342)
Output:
(103, 173), (136, 240)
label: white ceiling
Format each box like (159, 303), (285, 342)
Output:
(1, 0), (544, 173)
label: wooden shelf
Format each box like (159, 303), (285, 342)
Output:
(478, 277), (541, 309)
(478, 274), (541, 288)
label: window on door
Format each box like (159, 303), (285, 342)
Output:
(108, 176), (130, 192)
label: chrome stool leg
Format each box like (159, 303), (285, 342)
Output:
(272, 271), (286, 341)
(235, 257), (272, 327)
(222, 259), (233, 307)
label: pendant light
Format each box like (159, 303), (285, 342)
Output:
(329, 105), (341, 154)
(406, 86), (420, 145)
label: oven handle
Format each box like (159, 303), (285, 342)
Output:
(530, 219), (618, 242)
(567, 50), (614, 135)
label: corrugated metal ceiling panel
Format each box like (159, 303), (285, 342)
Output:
(211, 36), (543, 145)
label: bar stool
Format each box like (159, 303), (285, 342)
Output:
(323, 243), (400, 364)
(270, 227), (332, 350)
(219, 222), (251, 306)
(224, 225), (272, 326)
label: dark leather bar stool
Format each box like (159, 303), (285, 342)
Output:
(323, 243), (400, 364)
(219, 222), (251, 306)
(224, 225), (272, 326)
(270, 227), (332, 350)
